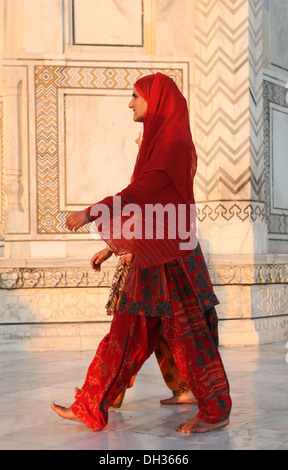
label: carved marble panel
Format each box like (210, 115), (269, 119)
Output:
(270, 0), (288, 71)
(0, 287), (111, 324)
(58, 90), (137, 209)
(73, 0), (143, 47)
(263, 79), (288, 244)
(35, 64), (185, 234)
(0, 101), (4, 240)
(270, 105), (288, 213)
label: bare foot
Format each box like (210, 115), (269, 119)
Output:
(51, 402), (81, 424)
(160, 390), (197, 405)
(176, 416), (229, 434)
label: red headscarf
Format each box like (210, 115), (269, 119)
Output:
(90, 73), (198, 268)
(133, 72), (197, 204)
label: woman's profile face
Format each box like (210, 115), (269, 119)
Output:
(128, 87), (148, 122)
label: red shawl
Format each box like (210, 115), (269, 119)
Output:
(89, 72), (198, 269)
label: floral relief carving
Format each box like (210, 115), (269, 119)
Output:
(0, 264), (287, 290)
(259, 266), (271, 283)
(87, 268), (105, 286)
(279, 265), (288, 283)
(65, 269), (85, 287)
(239, 266), (255, 284)
(22, 270), (41, 288)
(44, 269), (63, 287)
(251, 285), (288, 315)
(0, 271), (19, 289)
(214, 266), (237, 284)
(254, 315), (288, 332)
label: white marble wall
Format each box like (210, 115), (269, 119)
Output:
(0, 0), (288, 351)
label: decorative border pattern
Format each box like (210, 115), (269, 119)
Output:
(254, 315), (288, 333)
(210, 263), (288, 285)
(0, 266), (111, 289)
(35, 65), (183, 234)
(0, 262), (287, 289)
(197, 200), (266, 223)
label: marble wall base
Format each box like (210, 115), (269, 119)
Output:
(219, 317), (288, 347)
(0, 322), (111, 352)
(0, 258), (287, 352)
(0, 283), (112, 352)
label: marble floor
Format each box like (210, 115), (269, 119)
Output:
(0, 342), (288, 451)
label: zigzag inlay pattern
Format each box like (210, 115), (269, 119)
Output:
(35, 66), (183, 233)
(193, 0), (264, 205)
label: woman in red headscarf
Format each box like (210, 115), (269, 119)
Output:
(51, 73), (231, 434)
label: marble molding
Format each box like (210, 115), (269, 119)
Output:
(73, 0), (143, 47)
(34, 64), (184, 235)
(0, 262), (288, 290)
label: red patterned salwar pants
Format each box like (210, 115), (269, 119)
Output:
(70, 293), (231, 432)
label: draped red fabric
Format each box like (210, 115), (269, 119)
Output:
(89, 72), (198, 269)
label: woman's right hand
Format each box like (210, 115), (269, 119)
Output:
(91, 247), (113, 272)
(66, 210), (91, 231)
